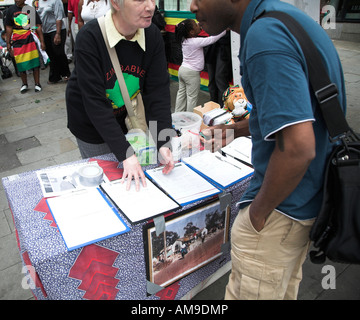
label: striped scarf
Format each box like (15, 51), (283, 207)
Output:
(12, 29), (40, 72)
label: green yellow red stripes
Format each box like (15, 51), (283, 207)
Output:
(164, 11), (209, 90)
(12, 29), (40, 72)
(164, 12), (209, 36)
(168, 62), (210, 90)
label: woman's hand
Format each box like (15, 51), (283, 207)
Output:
(54, 33), (61, 45)
(122, 154), (146, 191)
(159, 146), (174, 174)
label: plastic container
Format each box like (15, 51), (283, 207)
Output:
(171, 112), (202, 158)
(125, 129), (157, 166)
(171, 112), (202, 134)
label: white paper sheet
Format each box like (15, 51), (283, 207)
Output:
(46, 188), (130, 251)
(182, 150), (254, 189)
(221, 136), (253, 166)
(37, 161), (109, 197)
(100, 177), (180, 223)
(145, 163), (221, 205)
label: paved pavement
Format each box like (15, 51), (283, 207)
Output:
(0, 39), (359, 300)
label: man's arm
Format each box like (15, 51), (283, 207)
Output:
(68, 12), (74, 36)
(54, 19), (62, 45)
(5, 25), (13, 56)
(53, 0), (65, 44)
(200, 119), (251, 152)
(35, 24), (46, 51)
(249, 121), (316, 231)
(77, 0), (84, 29)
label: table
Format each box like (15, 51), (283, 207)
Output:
(2, 153), (250, 300)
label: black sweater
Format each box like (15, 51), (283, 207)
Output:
(66, 18), (174, 162)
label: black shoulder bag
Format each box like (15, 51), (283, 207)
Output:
(256, 11), (360, 264)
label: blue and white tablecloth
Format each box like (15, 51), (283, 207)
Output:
(2, 153), (250, 300)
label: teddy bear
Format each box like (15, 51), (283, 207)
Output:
(222, 85), (251, 122)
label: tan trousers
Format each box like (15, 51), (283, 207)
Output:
(225, 205), (314, 300)
(174, 66), (201, 113)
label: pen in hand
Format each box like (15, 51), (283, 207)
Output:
(199, 131), (211, 140)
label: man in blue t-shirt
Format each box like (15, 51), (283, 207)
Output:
(193, 0), (346, 299)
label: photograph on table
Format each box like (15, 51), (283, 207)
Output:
(144, 198), (230, 288)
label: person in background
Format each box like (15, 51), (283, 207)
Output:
(67, 0), (80, 43)
(37, 0), (71, 84)
(5, 0), (45, 93)
(62, 0), (73, 63)
(152, 5), (166, 32)
(66, 0), (175, 191)
(0, 29), (7, 47)
(174, 19), (225, 113)
(205, 30), (233, 106)
(77, 0), (110, 29)
(0, 29), (19, 78)
(193, 0), (347, 300)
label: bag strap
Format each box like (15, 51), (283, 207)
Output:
(255, 11), (351, 141)
(98, 16), (136, 118)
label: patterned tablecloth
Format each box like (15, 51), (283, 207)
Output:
(2, 153), (250, 300)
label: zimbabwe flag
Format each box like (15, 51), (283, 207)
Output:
(12, 29), (40, 72)
(163, 11), (210, 91)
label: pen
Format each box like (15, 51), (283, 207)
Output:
(199, 132), (211, 140)
(232, 148), (251, 159)
(220, 151), (254, 169)
(172, 126), (182, 137)
(215, 153), (244, 170)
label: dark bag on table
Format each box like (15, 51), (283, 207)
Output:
(257, 11), (360, 265)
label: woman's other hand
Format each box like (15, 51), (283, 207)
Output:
(159, 146), (174, 174)
(122, 154), (146, 191)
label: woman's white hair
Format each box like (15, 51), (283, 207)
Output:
(110, 0), (124, 13)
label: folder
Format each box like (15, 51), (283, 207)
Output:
(221, 136), (253, 167)
(145, 162), (221, 205)
(100, 177), (181, 224)
(46, 188), (131, 251)
(182, 150), (254, 189)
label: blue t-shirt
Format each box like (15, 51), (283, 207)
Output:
(238, 0), (346, 220)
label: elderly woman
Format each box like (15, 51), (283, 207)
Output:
(66, 0), (175, 191)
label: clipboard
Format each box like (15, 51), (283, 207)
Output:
(145, 162), (221, 206)
(182, 150), (254, 189)
(100, 177), (181, 224)
(46, 188), (131, 251)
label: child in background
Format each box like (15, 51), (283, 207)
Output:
(0, 30), (6, 48)
(174, 19), (225, 113)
